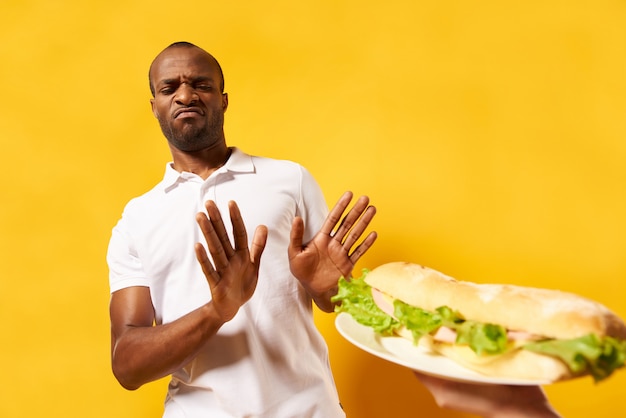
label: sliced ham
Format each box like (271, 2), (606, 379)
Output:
(371, 287), (396, 318)
(507, 330), (543, 342)
(433, 326), (457, 343)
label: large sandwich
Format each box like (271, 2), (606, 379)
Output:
(332, 262), (626, 382)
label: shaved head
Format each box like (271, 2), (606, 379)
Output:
(149, 42), (225, 96)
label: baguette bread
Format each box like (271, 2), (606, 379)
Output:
(364, 262), (626, 340)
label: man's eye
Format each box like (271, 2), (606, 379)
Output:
(160, 88), (174, 95)
(196, 85), (212, 91)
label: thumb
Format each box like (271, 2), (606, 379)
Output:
(250, 225), (268, 266)
(288, 217), (305, 258)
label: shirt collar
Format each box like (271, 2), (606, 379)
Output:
(162, 147), (254, 191)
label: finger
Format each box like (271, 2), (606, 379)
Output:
(332, 195), (370, 242)
(319, 191), (353, 236)
(196, 211), (229, 270)
(339, 202), (376, 249)
(194, 242), (220, 289)
(227, 201), (249, 253)
(250, 225), (268, 267)
(348, 231), (378, 265)
(245, 225), (267, 298)
(205, 200), (235, 259)
(288, 216), (305, 259)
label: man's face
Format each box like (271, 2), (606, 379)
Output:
(149, 47), (228, 152)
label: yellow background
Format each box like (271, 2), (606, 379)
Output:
(1, 1), (625, 417)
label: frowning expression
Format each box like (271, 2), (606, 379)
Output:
(149, 46), (228, 152)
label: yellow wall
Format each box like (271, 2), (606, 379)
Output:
(1, 1), (625, 417)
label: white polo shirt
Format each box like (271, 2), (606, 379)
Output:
(107, 148), (345, 417)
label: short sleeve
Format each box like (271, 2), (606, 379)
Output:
(106, 215), (150, 293)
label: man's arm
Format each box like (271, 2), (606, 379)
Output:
(109, 200), (267, 390)
(289, 191), (377, 312)
(110, 286), (227, 390)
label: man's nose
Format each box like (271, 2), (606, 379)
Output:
(175, 83), (198, 105)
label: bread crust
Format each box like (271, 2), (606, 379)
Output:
(364, 262), (626, 340)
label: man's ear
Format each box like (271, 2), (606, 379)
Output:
(150, 98), (158, 118)
(222, 93), (229, 112)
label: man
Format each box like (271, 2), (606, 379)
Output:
(107, 41), (376, 417)
(108, 41), (560, 417)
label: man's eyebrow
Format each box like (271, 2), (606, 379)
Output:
(158, 76), (213, 85)
(158, 78), (179, 86)
(191, 76), (213, 83)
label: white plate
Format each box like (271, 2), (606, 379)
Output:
(335, 312), (553, 386)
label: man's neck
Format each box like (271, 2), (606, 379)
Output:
(170, 143), (232, 180)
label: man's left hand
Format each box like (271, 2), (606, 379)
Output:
(288, 191), (377, 312)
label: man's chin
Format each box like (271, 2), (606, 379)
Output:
(167, 135), (222, 153)
(159, 116), (224, 152)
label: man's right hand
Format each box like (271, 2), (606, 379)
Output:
(195, 200), (268, 323)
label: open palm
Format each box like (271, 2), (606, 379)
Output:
(288, 192), (377, 311)
(195, 200), (268, 322)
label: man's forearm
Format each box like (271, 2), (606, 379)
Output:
(112, 303), (225, 390)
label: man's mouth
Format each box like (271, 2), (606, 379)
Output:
(173, 107), (203, 119)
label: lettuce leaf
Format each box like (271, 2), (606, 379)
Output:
(524, 334), (626, 382)
(455, 321), (509, 355)
(332, 271), (401, 335)
(393, 300), (508, 354)
(393, 300), (444, 342)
